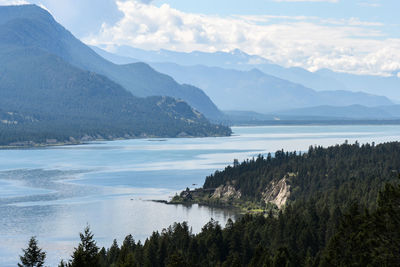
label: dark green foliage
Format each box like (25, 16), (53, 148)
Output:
(204, 142), (400, 211)
(18, 236), (46, 267)
(36, 142), (399, 266)
(321, 182), (400, 266)
(53, 176), (400, 267)
(69, 226), (100, 267)
(0, 47), (230, 145)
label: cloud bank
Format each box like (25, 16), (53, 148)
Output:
(84, 1), (400, 77)
(0, 0), (29, 4)
(1, 0), (396, 77)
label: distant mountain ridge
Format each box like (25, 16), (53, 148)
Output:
(93, 46), (393, 113)
(100, 44), (400, 101)
(277, 104), (400, 120)
(149, 63), (393, 113)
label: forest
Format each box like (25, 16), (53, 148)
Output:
(18, 142), (400, 267)
(199, 141), (400, 211)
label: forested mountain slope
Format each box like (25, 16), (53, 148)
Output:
(0, 47), (230, 145)
(0, 5), (223, 120)
(0, 5), (230, 145)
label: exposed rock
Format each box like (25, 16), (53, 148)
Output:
(262, 176), (291, 209)
(211, 185), (241, 201)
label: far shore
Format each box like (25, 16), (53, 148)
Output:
(2, 120), (400, 149)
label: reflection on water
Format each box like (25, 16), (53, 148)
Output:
(1, 125), (400, 266)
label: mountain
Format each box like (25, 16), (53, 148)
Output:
(316, 68), (400, 102)
(277, 105), (394, 120)
(0, 5), (223, 120)
(276, 104), (400, 120)
(94, 47), (393, 113)
(105, 44), (400, 101)
(149, 63), (393, 113)
(0, 5), (231, 145)
(102, 45), (349, 91)
(0, 46), (230, 144)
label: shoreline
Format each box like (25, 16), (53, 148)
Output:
(0, 133), (231, 150)
(151, 198), (249, 215)
(3, 121), (400, 149)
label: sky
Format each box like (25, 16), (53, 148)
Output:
(0, 0), (399, 77)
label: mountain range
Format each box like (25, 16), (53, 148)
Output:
(93, 46), (394, 114)
(98, 44), (400, 101)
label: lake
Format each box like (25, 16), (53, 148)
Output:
(1, 125), (400, 266)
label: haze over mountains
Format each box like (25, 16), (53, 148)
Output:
(95, 45), (400, 101)
(0, 5), (231, 145)
(93, 46), (399, 118)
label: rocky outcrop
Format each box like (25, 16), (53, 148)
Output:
(262, 175), (292, 209)
(211, 185), (242, 201)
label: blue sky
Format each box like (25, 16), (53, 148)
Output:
(0, 0), (399, 76)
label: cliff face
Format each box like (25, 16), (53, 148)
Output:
(173, 174), (293, 211)
(211, 185), (242, 201)
(262, 176), (291, 209)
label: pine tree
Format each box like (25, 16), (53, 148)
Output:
(71, 225), (99, 267)
(18, 236), (46, 267)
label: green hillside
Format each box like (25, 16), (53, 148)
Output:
(0, 46), (230, 146)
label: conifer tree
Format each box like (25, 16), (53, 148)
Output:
(71, 225), (99, 267)
(18, 236), (46, 267)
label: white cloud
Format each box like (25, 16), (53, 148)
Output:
(0, 0), (30, 5)
(84, 0), (400, 77)
(397, 72), (400, 78)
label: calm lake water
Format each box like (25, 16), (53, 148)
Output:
(1, 125), (400, 266)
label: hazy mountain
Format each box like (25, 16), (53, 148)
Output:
(91, 46), (139, 65)
(316, 69), (400, 102)
(276, 105), (400, 120)
(148, 63), (392, 113)
(104, 45), (348, 92)
(0, 5), (223, 120)
(105, 44), (400, 100)
(223, 104), (400, 124)
(94, 46), (393, 113)
(0, 5), (231, 145)
(107, 45), (271, 68)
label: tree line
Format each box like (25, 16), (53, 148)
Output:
(19, 179), (400, 267)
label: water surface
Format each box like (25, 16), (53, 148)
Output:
(1, 125), (399, 266)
